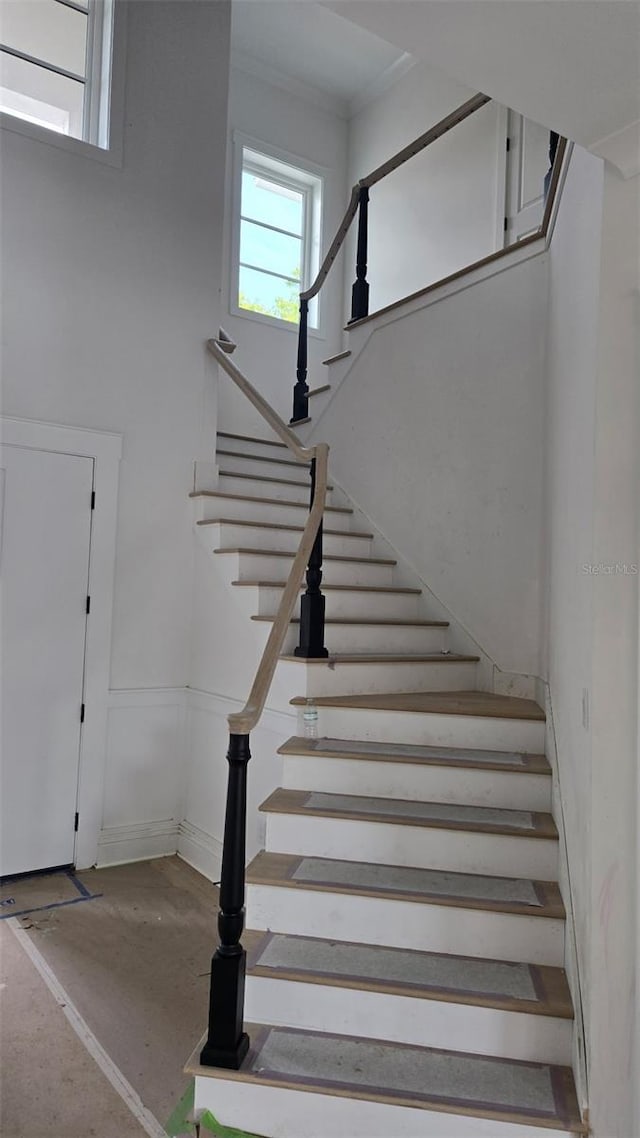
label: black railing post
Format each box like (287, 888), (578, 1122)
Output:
(350, 186), (370, 322)
(294, 457), (328, 659)
(291, 297), (309, 423)
(200, 732), (251, 1070)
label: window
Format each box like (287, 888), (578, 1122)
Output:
(0, 0), (114, 149)
(235, 144), (323, 329)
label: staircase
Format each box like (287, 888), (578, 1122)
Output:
(187, 429), (584, 1138)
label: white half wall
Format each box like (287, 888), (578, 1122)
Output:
(309, 251), (549, 677)
(345, 59), (502, 313)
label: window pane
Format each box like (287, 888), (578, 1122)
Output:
(239, 266), (299, 324)
(241, 169), (303, 236)
(1, 1), (88, 78)
(240, 219), (301, 281)
(0, 50), (83, 135)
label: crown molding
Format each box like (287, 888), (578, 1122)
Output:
(590, 119), (640, 180)
(231, 48), (350, 119)
(349, 51), (417, 118)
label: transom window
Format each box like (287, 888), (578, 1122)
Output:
(236, 145), (322, 328)
(0, 0), (114, 148)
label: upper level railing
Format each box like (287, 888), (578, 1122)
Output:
(200, 331), (329, 1069)
(291, 94), (567, 423)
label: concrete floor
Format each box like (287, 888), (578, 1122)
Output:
(1, 856), (226, 1137)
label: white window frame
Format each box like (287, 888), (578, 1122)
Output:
(0, 0), (125, 167)
(230, 132), (325, 336)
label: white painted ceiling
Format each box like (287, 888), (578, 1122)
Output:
(230, 1), (408, 113)
(321, 1), (640, 151)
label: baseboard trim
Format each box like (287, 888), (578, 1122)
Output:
(96, 819), (179, 867)
(177, 820), (223, 883)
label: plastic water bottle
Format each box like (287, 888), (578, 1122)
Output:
(303, 698), (319, 739)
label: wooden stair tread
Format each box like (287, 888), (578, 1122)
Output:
(260, 788), (558, 840)
(322, 349), (351, 365)
(191, 490), (351, 515)
(219, 469), (334, 491)
(246, 851), (565, 919)
(217, 430), (287, 450)
(252, 615), (448, 628)
(278, 736), (551, 775)
(245, 930), (573, 1019)
(231, 580), (421, 595)
(198, 517), (372, 539)
(279, 653), (476, 665)
(309, 384), (331, 397)
(216, 448), (309, 470)
(290, 690), (546, 722)
(186, 1022), (583, 1132)
(213, 548), (397, 566)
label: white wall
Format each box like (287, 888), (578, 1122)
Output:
(345, 60), (502, 313)
(1, 0), (231, 860)
(217, 62), (349, 433)
(545, 148), (639, 1137)
(586, 164), (639, 1138)
(309, 251), (549, 678)
(544, 144), (604, 1105)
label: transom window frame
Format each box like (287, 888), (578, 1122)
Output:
(0, 0), (125, 166)
(230, 132), (325, 336)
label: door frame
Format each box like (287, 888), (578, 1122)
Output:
(1, 417), (122, 869)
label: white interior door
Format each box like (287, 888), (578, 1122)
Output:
(0, 445), (93, 877)
(504, 112), (552, 244)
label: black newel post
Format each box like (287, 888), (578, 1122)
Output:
(294, 457), (328, 659)
(350, 186), (370, 322)
(200, 733), (251, 1070)
(291, 297), (309, 423)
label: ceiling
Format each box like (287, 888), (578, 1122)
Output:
(320, 1), (640, 157)
(230, 1), (410, 115)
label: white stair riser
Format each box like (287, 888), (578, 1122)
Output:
(264, 814), (558, 880)
(202, 522), (372, 558)
(195, 495), (354, 532)
(301, 707), (546, 753)
(193, 1078), (573, 1138)
(217, 437), (297, 462)
(284, 623), (448, 655)
(221, 551), (396, 587)
(218, 473), (333, 505)
(281, 755), (552, 812)
(245, 976), (572, 1065)
(249, 585), (421, 621)
(216, 451), (311, 481)
(246, 884), (565, 966)
(282, 659), (478, 697)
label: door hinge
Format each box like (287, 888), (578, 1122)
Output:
(80, 703), (85, 723)
(504, 217), (508, 232)
(506, 136), (511, 152)
(91, 490), (95, 510)
(86, 595), (91, 614)
(74, 812), (79, 832)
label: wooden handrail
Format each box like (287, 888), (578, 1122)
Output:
(207, 332), (314, 463)
(362, 92), (490, 188)
(301, 185), (361, 302)
(206, 330), (329, 736)
(228, 442), (328, 735)
(299, 92), (489, 304)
